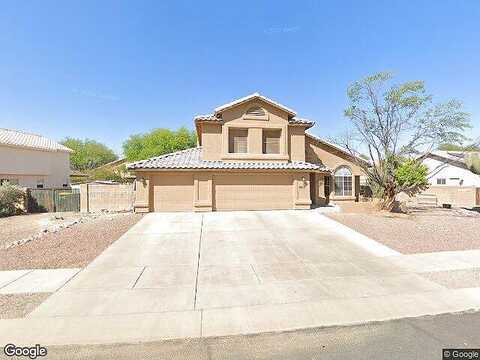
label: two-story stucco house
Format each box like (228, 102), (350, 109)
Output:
(0, 128), (72, 188)
(128, 93), (366, 212)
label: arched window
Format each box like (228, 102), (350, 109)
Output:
(334, 166), (352, 196)
(246, 106), (266, 117)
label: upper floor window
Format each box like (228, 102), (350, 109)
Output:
(334, 166), (352, 196)
(229, 128), (248, 153)
(262, 129), (281, 154)
(246, 106), (265, 117)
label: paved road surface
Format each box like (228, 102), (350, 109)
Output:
(26, 311), (479, 360)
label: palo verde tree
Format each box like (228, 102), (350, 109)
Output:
(339, 72), (470, 209)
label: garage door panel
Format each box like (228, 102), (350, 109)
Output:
(153, 174), (194, 212)
(214, 174), (292, 211)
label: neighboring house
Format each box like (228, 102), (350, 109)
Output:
(417, 151), (480, 208)
(0, 128), (72, 188)
(127, 93), (366, 212)
(420, 151), (480, 187)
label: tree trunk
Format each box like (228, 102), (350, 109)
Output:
(380, 182), (397, 210)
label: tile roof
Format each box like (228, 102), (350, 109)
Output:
(0, 128), (72, 153)
(430, 150), (467, 163)
(127, 147), (329, 171)
(418, 150), (476, 170)
(194, 113), (314, 127)
(194, 114), (222, 122)
(290, 117), (315, 127)
(213, 92), (297, 116)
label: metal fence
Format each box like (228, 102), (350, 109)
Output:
(28, 188), (80, 213)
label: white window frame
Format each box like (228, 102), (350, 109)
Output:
(334, 166), (353, 196)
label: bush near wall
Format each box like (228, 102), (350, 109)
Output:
(0, 183), (26, 217)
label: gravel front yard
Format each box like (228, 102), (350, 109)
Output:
(0, 213), (142, 271)
(0, 212), (84, 249)
(327, 203), (480, 254)
(0, 293), (51, 319)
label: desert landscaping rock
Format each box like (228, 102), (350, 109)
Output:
(0, 293), (51, 319)
(327, 203), (480, 254)
(0, 213), (143, 270)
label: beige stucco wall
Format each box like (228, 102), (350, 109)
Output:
(220, 101), (289, 162)
(421, 186), (478, 208)
(198, 99), (310, 163)
(0, 145), (70, 188)
(80, 183), (134, 213)
(305, 136), (364, 202)
(289, 126), (306, 162)
(200, 123), (223, 161)
(133, 170), (312, 212)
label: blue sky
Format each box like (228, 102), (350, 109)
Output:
(1, 0), (479, 155)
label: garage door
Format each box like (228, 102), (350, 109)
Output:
(152, 174), (194, 211)
(214, 173), (293, 211)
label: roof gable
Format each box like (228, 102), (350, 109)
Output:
(214, 92), (297, 117)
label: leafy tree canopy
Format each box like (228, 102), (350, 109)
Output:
(61, 138), (118, 171)
(123, 127), (197, 162)
(338, 71), (470, 209)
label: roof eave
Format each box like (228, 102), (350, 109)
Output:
(289, 122), (315, 129)
(129, 167), (329, 172)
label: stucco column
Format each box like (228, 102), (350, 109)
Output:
(194, 173), (213, 212)
(316, 175), (327, 206)
(134, 173), (150, 213)
(293, 172), (311, 209)
(80, 183), (89, 213)
(249, 128), (263, 154)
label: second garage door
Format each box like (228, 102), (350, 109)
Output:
(152, 173), (194, 212)
(214, 173), (293, 211)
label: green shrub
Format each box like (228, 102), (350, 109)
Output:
(395, 159), (429, 191)
(0, 183), (25, 217)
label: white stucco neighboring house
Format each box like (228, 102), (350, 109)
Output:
(420, 151), (480, 187)
(0, 128), (72, 188)
(415, 150), (480, 208)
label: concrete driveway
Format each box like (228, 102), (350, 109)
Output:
(3, 210), (480, 345)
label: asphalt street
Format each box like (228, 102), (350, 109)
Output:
(21, 310), (480, 360)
